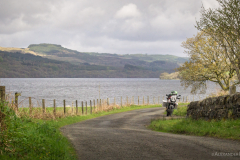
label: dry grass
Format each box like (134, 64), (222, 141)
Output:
(0, 46), (43, 56)
(207, 88), (229, 98)
(4, 93), (142, 120)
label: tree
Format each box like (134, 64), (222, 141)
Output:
(196, 0), (240, 83)
(177, 31), (236, 94)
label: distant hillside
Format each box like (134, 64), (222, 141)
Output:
(0, 51), (166, 78)
(0, 44), (188, 78)
(28, 44), (188, 67)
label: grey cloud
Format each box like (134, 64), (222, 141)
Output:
(0, 0), (219, 56)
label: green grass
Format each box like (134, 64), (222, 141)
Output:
(163, 103), (189, 116)
(150, 104), (240, 140)
(1, 103), (161, 159)
(149, 118), (240, 140)
(173, 105), (188, 116)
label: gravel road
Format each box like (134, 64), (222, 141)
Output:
(60, 107), (240, 160)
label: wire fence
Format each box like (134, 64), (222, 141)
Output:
(0, 86), (209, 120)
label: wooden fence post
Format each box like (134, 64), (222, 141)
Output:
(97, 99), (98, 110)
(121, 97), (122, 107)
(15, 92), (19, 111)
(81, 101), (84, 115)
(138, 96), (139, 105)
(0, 86), (5, 102)
(29, 97), (32, 114)
(93, 99), (95, 111)
(53, 99), (56, 116)
(42, 99), (46, 114)
(143, 96), (145, 105)
(100, 99), (102, 111)
(76, 100), (78, 115)
(85, 101), (87, 115)
(72, 102), (74, 114)
(63, 100), (66, 115)
(90, 100), (92, 114)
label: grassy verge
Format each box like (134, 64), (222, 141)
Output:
(1, 103), (161, 160)
(163, 103), (189, 116)
(150, 105), (240, 140)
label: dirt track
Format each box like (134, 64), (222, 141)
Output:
(60, 107), (240, 160)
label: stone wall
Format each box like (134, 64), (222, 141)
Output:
(187, 93), (240, 120)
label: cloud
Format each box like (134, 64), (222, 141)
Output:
(0, 0), (219, 57)
(115, 3), (141, 19)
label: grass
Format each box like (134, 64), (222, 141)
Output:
(150, 105), (240, 140)
(163, 103), (189, 116)
(173, 105), (188, 116)
(1, 102), (161, 160)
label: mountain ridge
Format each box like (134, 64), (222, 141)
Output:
(0, 44), (188, 78)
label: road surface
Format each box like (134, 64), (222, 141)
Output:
(61, 107), (240, 160)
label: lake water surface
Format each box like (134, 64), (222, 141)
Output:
(0, 78), (227, 107)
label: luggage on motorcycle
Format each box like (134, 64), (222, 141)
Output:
(162, 100), (167, 107)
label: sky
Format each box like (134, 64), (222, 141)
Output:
(0, 0), (219, 57)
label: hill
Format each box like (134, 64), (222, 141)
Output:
(0, 44), (188, 78)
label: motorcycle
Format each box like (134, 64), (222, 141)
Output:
(163, 92), (181, 116)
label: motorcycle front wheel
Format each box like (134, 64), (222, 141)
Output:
(167, 105), (174, 116)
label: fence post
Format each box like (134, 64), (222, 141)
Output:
(63, 100), (66, 115)
(138, 96), (139, 105)
(143, 96), (145, 105)
(100, 99), (102, 111)
(93, 99), (95, 111)
(0, 86), (5, 102)
(29, 97), (32, 114)
(186, 96), (188, 103)
(53, 99), (56, 116)
(76, 100), (78, 115)
(72, 102), (74, 114)
(85, 101), (87, 115)
(15, 92), (19, 111)
(193, 96), (194, 102)
(42, 99), (45, 114)
(90, 100), (92, 114)
(82, 101), (84, 115)
(121, 97), (122, 107)
(97, 99), (98, 110)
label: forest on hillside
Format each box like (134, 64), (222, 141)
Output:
(0, 51), (166, 78)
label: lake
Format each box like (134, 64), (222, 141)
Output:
(0, 78), (226, 107)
